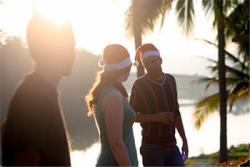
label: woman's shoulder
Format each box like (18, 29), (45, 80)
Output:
(97, 84), (121, 104)
(99, 87), (123, 114)
(99, 84), (117, 96)
(102, 88), (122, 102)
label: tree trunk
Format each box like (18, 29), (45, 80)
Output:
(134, 32), (144, 78)
(217, 0), (228, 163)
(133, 0), (144, 78)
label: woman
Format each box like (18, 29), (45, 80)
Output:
(85, 44), (138, 166)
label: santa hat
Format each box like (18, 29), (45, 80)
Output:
(99, 44), (132, 71)
(135, 43), (160, 63)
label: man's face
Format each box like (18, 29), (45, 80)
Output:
(142, 56), (162, 74)
(28, 18), (76, 77)
(55, 41), (76, 77)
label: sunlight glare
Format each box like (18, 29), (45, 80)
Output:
(33, 0), (72, 25)
(71, 143), (100, 167)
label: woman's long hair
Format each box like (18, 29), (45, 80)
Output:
(85, 66), (131, 116)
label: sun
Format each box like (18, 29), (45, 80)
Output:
(26, 0), (131, 54)
(33, 0), (72, 25)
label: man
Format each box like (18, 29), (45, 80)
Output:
(130, 43), (188, 166)
(2, 14), (75, 166)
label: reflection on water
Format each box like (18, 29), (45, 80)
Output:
(71, 143), (100, 167)
(71, 105), (250, 167)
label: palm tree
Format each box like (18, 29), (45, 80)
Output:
(193, 40), (249, 159)
(125, 0), (172, 77)
(226, 0), (249, 63)
(194, 40), (249, 127)
(216, 0), (228, 162)
(192, 1), (249, 162)
(178, 0), (228, 161)
(177, 0), (249, 162)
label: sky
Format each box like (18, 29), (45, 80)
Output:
(0, 0), (239, 75)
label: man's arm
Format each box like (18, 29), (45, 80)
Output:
(175, 113), (189, 160)
(171, 74), (188, 160)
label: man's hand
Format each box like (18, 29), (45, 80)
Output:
(182, 139), (189, 161)
(153, 112), (174, 124)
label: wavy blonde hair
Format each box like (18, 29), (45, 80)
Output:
(85, 67), (131, 116)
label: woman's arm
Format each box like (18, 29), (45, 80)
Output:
(102, 90), (131, 166)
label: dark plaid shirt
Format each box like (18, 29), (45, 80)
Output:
(130, 73), (180, 146)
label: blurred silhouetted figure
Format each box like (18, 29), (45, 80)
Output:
(1, 14), (75, 166)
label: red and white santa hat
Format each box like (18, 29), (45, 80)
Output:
(99, 44), (132, 71)
(135, 43), (160, 63)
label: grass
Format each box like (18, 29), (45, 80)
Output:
(185, 143), (250, 166)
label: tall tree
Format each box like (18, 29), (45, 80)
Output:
(178, 0), (228, 162)
(194, 1), (249, 161)
(194, 39), (249, 129)
(125, 0), (172, 77)
(216, 0), (227, 162)
(131, 0), (144, 77)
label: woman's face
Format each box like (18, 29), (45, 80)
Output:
(118, 65), (132, 82)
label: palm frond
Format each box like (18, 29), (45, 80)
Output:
(230, 81), (250, 97)
(194, 93), (220, 129)
(201, 0), (213, 15)
(225, 64), (249, 80)
(208, 62), (248, 80)
(124, 4), (134, 39)
(225, 0), (249, 44)
(197, 38), (242, 64)
(198, 38), (249, 75)
(194, 83), (249, 129)
(125, 0), (172, 39)
(224, 0), (236, 14)
(226, 77), (248, 86)
(194, 76), (218, 90)
(141, 0), (172, 33)
(236, 87), (250, 100)
(176, 0), (195, 35)
(228, 82), (250, 110)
